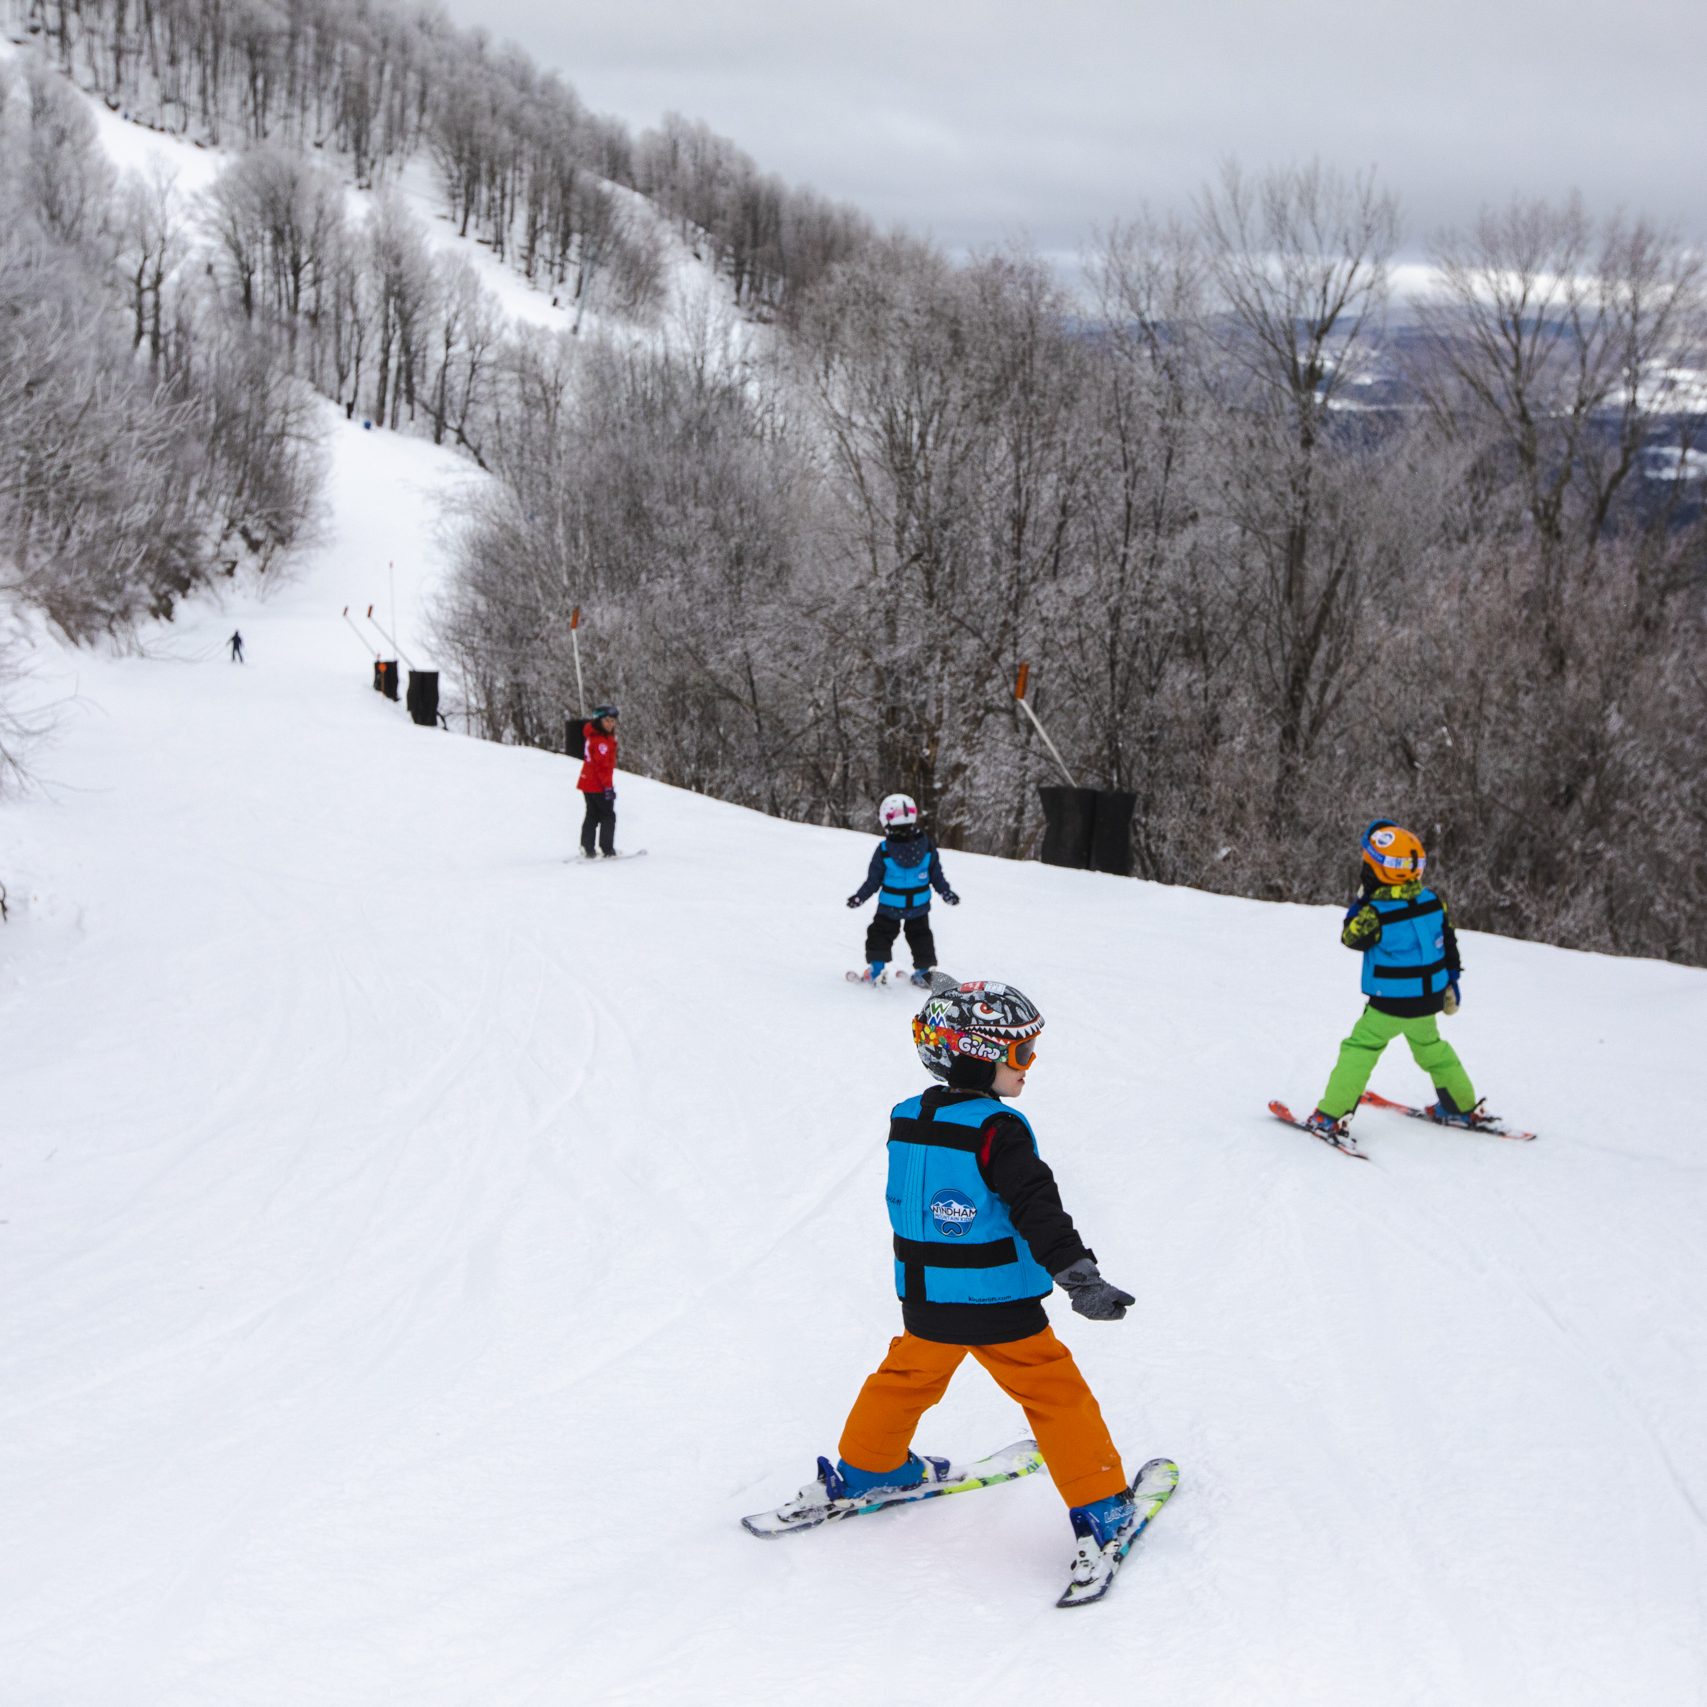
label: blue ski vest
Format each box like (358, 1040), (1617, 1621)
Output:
(877, 839), (934, 916)
(885, 1094), (1055, 1307)
(1361, 887), (1452, 1002)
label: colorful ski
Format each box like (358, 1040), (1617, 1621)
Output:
(1359, 1091), (1536, 1141)
(741, 1439), (1044, 1538)
(1057, 1456), (1179, 1609)
(1267, 1100), (1370, 1160)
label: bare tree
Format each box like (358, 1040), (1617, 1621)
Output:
(1197, 159), (1401, 845)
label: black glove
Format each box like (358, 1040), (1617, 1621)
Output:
(602, 787), (615, 802)
(846, 894), (862, 909)
(941, 889), (960, 906)
(1053, 1259), (1134, 1321)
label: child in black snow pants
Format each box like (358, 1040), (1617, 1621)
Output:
(846, 793), (959, 988)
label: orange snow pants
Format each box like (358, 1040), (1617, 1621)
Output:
(837, 1327), (1127, 1508)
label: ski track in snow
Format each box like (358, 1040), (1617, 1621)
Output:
(2, 58), (1706, 1707)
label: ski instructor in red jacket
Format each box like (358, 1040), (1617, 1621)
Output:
(577, 705), (620, 858)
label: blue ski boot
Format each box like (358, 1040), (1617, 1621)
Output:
(1429, 1094), (1489, 1130)
(1303, 1107), (1350, 1141)
(1069, 1488), (1136, 1549)
(909, 967), (934, 989)
(765, 1452), (940, 1530)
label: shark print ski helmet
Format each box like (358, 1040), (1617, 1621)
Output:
(878, 793), (919, 832)
(913, 981), (1045, 1081)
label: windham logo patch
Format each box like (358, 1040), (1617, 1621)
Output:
(929, 1188), (978, 1238)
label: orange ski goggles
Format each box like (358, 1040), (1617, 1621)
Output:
(914, 1017), (1040, 1072)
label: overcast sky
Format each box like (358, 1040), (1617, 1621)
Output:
(439, 0), (1707, 265)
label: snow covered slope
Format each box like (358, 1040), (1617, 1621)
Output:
(3, 405), (1706, 1705)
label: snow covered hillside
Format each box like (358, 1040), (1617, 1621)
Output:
(3, 397), (1707, 1705)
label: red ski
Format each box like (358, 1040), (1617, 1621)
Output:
(1358, 1091), (1536, 1142)
(1267, 1100), (1369, 1160)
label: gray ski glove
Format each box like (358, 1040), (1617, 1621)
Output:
(1053, 1259), (1135, 1321)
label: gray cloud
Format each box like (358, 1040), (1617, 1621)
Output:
(443, 0), (1707, 258)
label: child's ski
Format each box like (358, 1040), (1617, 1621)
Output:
(1359, 1091), (1536, 1141)
(1267, 1100), (1370, 1160)
(1057, 1456), (1179, 1609)
(845, 968), (891, 986)
(567, 849), (648, 863)
(741, 1439), (1044, 1537)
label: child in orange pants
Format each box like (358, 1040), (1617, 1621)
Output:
(762, 980), (1139, 1560)
(840, 1326), (1126, 1508)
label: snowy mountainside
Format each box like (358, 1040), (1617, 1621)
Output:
(0, 30), (742, 356)
(2, 403), (1706, 1703)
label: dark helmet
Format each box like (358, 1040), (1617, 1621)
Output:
(912, 981), (1044, 1086)
(591, 704), (619, 720)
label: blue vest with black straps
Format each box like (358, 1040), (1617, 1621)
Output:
(877, 839), (933, 916)
(1361, 887), (1451, 1001)
(885, 1094), (1055, 1307)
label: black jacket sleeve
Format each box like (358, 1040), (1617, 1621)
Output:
(1442, 899), (1462, 976)
(976, 1114), (1093, 1275)
(928, 843), (954, 897)
(852, 843), (885, 903)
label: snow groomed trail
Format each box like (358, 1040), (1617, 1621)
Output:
(4, 412), (1706, 1706)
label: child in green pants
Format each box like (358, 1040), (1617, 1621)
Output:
(1305, 821), (1487, 1141)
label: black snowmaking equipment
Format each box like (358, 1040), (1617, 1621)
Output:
(346, 567), (439, 725)
(1013, 663), (1135, 877)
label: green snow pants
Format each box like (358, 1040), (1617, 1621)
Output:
(1319, 1005), (1475, 1120)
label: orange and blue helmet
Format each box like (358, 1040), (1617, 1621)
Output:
(1361, 820), (1427, 885)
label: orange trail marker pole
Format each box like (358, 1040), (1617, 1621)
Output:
(1013, 662), (1077, 788)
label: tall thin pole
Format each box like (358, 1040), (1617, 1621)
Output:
(364, 603), (416, 669)
(1014, 662), (1078, 789)
(340, 607), (377, 657)
(570, 605), (587, 717)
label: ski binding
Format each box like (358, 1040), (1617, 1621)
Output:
(1359, 1091), (1536, 1141)
(741, 1439), (1044, 1537)
(1268, 1100), (1369, 1159)
(1058, 1456), (1179, 1609)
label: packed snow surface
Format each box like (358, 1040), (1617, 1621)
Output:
(5, 405), (1706, 1706)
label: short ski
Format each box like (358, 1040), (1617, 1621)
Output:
(741, 1439), (1044, 1538)
(1359, 1091), (1536, 1141)
(1268, 1100), (1369, 1160)
(1058, 1456), (1179, 1609)
(567, 849), (648, 864)
(845, 967), (891, 986)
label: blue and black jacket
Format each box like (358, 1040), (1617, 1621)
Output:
(1342, 877), (1462, 1018)
(885, 1085), (1093, 1346)
(853, 834), (953, 919)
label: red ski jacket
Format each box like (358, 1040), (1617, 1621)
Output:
(578, 722), (617, 792)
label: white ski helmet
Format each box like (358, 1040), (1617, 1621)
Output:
(878, 793), (919, 832)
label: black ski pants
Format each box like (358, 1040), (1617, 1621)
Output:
(865, 911), (937, 970)
(580, 791), (616, 856)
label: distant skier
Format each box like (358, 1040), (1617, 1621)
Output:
(576, 705), (620, 858)
(228, 630), (244, 663)
(1301, 820), (1486, 1140)
(846, 794), (958, 987)
(749, 980), (1158, 1600)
